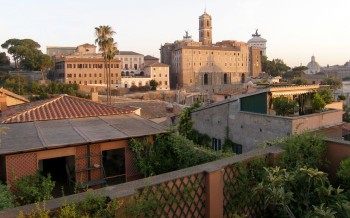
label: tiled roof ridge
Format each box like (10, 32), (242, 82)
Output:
(2, 95), (63, 123)
(2, 94), (136, 124)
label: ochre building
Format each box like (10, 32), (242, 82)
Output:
(160, 11), (262, 92)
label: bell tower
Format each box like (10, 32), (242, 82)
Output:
(199, 11), (212, 45)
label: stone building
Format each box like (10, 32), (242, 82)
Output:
(191, 85), (342, 152)
(247, 29), (267, 57)
(160, 11), (262, 92)
(54, 44), (122, 86)
(144, 62), (170, 90)
(46, 46), (76, 57)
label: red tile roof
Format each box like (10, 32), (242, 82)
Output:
(1, 95), (135, 124)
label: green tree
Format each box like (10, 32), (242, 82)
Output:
(0, 52), (10, 66)
(321, 77), (342, 90)
(1, 38), (51, 71)
(272, 97), (297, 116)
(106, 39), (118, 105)
(318, 87), (334, 104)
(292, 77), (308, 85)
(262, 56), (290, 77)
(312, 93), (326, 111)
(149, 79), (158, 90)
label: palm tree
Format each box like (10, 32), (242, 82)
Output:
(106, 40), (118, 104)
(94, 25), (115, 104)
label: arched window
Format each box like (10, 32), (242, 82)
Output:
(207, 20), (210, 27)
(204, 73), (209, 85)
(224, 73), (228, 84)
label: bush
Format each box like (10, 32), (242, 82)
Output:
(318, 87), (334, 104)
(312, 93), (326, 111)
(129, 134), (232, 177)
(337, 157), (350, 188)
(338, 94), (346, 101)
(272, 97), (297, 116)
(15, 172), (55, 205)
(0, 183), (16, 210)
(277, 132), (327, 170)
(149, 80), (158, 90)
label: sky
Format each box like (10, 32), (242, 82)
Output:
(1, 0), (349, 68)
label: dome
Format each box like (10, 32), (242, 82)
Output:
(306, 56), (321, 74)
(248, 36), (267, 43)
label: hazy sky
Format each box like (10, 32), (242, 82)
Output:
(1, 0), (349, 67)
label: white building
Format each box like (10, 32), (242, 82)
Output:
(305, 55), (321, 74)
(248, 29), (267, 56)
(116, 51), (144, 76)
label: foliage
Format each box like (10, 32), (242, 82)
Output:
(292, 77), (308, 85)
(272, 97), (297, 116)
(0, 52), (10, 66)
(178, 101), (201, 138)
(262, 56), (290, 77)
(15, 172), (55, 205)
(343, 107), (350, 123)
(1, 38), (52, 70)
(0, 183), (16, 210)
(312, 93), (326, 111)
(255, 166), (350, 218)
(282, 66), (307, 80)
(129, 85), (150, 92)
(187, 129), (211, 147)
(277, 132), (327, 170)
(338, 94), (346, 101)
(129, 134), (231, 177)
(321, 77), (342, 90)
(337, 157), (350, 188)
(318, 87), (334, 104)
(149, 79), (158, 90)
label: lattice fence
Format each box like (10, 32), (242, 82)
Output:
(131, 173), (206, 218)
(223, 163), (264, 218)
(125, 146), (139, 181)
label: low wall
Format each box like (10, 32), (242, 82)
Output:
(0, 146), (283, 218)
(325, 138), (350, 182)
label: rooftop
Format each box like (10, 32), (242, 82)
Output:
(0, 87), (29, 103)
(0, 114), (166, 155)
(1, 95), (135, 124)
(118, 51), (143, 56)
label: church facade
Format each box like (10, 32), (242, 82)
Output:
(160, 12), (262, 92)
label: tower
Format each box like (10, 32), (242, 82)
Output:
(199, 11), (212, 45)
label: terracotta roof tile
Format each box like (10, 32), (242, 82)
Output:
(1, 95), (135, 124)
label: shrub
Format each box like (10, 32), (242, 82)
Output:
(312, 93), (326, 111)
(149, 80), (158, 90)
(15, 172), (55, 205)
(272, 97), (297, 116)
(318, 87), (334, 104)
(277, 132), (327, 170)
(0, 183), (16, 210)
(337, 157), (350, 188)
(338, 94), (346, 101)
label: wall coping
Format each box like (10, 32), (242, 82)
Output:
(0, 146), (283, 218)
(238, 109), (342, 121)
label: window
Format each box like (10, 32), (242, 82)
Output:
(165, 81), (168, 85)
(232, 143), (242, 154)
(134, 64), (137, 69)
(165, 74), (167, 77)
(99, 73), (102, 77)
(67, 74), (72, 78)
(99, 80), (102, 84)
(89, 64), (91, 68)
(204, 73), (208, 85)
(159, 81), (162, 85)
(153, 74), (156, 77)
(159, 74), (161, 77)
(67, 64), (72, 68)
(111, 80), (114, 84)
(224, 73), (228, 84)
(212, 138), (222, 151)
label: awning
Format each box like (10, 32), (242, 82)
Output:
(271, 90), (315, 97)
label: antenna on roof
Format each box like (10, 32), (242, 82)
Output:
(204, 0), (207, 13)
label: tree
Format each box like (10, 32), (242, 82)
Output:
(106, 40), (118, 105)
(1, 38), (51, 71)
(318, 87), (334, 104)
(95, 26), (116, 105)
(321, 77), (342, 90)
(262, 56), (290, 77)
(272, 97), (297, 116)
(312, 93), (326, 111)
(149, 79), (158, 90)
(292, 77), (308, 85)
(0, 52), (10, 66)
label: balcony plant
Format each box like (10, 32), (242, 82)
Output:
(312, 93), (326, 112)
(272, 97), (297, 116)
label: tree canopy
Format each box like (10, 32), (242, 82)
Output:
(0, 52), (10, 66)
(1, 38), (52, 71)
(262, 56), (290, 77)
(321, 77), (342, 89)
